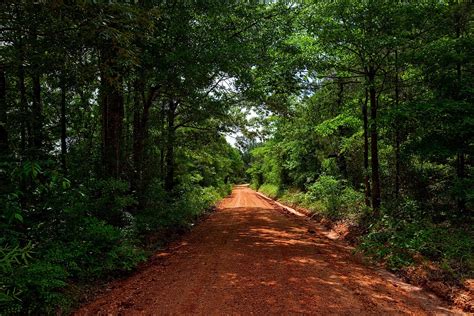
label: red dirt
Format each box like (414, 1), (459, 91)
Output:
(75, 185), (465, 315)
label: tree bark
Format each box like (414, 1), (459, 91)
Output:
(18, 59), (27, 155)
(456, 150), (466, 211)
(132, 92), (142, 189)
(337, 80), (344, 109)
(31, 71), (43, 152)
(100, 45), (124, 179)
(362, 88), (371, 207)
(394, 50), (401, 198)
(60, 76), (67, 175)
(454, 9), (466, 212)
(164, 100), (177, 192)
(31, 29), (43, 154)
(133, 82), (157, 199)
(394, 128), (401, 198)
(0, 64), (8, 154)
(160, 100), (166, 179)
(0, 64), (8, 195)
(368, 68), (381, 214)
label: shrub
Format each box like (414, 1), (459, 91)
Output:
(89, 179), (136, 227)
(0, 186), (146, 315)
(135, 182), (229, 239)
(280, 188), (306, 205)
(258, 183), (280, 199)
(249, 182), (259, 190)
(305, 175), (364, 219)
(7, 261), (69, 314)
(305, 175), (340, 213)
(1, 159), (233, 314)
(42, 217), (146, 280)
(0, 243), (34, 314)
(217, 183), (233, 197)
(359, 215), (474, 275)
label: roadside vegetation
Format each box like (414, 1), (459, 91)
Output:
(0, 2), (261, 314)
(244, 1), (473, 307)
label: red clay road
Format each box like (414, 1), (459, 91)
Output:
(76, 185), (462, 315)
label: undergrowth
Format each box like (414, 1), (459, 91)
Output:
(257, 180), (474, 285)
(0, 168), (231, 315)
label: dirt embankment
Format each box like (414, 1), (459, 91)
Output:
(258, 191), (473, 313)
(76, 185), (464, 315)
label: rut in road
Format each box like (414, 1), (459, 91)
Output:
(76, 185), (460, 315)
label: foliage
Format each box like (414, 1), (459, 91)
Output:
(258, 183), (280, 199)
(245, 0), (473, 286)
(0, 1), (258, 312)
(0, 243), (33, 313)
(360, 215), (474, 276)
(305, 176), (365, 220)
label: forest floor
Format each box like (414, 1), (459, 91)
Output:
(75, 185), (464, 315)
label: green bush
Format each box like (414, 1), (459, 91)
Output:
(280, 189), (306, 205)
(1, 157), (235, 314)
(136, 182), (229, 238)
(305, 175), (364, 219)
(0, 215), (146, 315)
(359, 215), (474, 275)
(217, 183), (233, 197)
(173, 184), (228, 220)
(0, 171), (147, 315)
(42, 217), (146, 279)
(0, 243), (34, 314)
(90, 179), (137, 227)
(305, 175), (341, 212)
(258, 183), (280, 199)
(1, 242), (71, 315)
(7, 261), (69, 314)
(249, 182), (259, 190)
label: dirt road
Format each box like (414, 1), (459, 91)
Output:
(76, 185), (461, 315)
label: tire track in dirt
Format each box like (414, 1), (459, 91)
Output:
(75, 185), (464, 315)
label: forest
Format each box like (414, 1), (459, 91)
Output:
(0, 1), (472, 314)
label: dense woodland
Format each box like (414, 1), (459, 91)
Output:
(0, 1), (472, 314)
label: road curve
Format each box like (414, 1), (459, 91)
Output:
(76, 185), (461, 315)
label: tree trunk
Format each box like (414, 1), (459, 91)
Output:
(456, 151), (466, 212)
(132, 83), (156, 200)
(0, 63), (8, 154)
(100, 46), (124, 179)
(337, 80), (344, 109)
(362, 88), (371, 207)
(395, 129), (401, 198)
(0, 64), (8, 195)
(455, 12), (462, 100)
(160, 100), (166, 179)
(60, 76), (67, 175)
(454, 11), (466, 212)
(394, 50), (401, 198)
(368, 68), (381, 214)
(31, 29), (43, 154)
(100, 78), (124, 179)
(18, 48), (29, 207)
(132, 94), (142, 190)
(18, 60), (27, 155)
(31, 71), (43, 152)
(164, 100), (177, 192)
